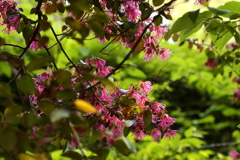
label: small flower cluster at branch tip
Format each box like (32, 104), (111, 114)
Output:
(229, 151), (240, 160)
(0, 0), (22, 34)
(29, 57), (177, 145)
(232, 77), (240, 102)
(204, 59), (216, 68)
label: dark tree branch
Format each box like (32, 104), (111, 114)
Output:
(3, 43), (24, 49)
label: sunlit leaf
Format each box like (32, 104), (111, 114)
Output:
(74, 99), (97, 113)
(50, 109), (70, 123)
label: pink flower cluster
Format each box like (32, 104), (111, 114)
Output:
(29, 57), (177, 145)
(232, 77), (240, 102)
(0, 0), (21, 34)
(229, 151), (240, 160)
(204, 59), (216, 68)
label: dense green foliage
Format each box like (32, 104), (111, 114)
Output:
(0, 0), (240, 159)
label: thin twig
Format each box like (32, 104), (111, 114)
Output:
(43, 45), (58, 70)
(68, 121), (87, 159)
(3, 43), (24, 49)
(8, 68), (22, 84)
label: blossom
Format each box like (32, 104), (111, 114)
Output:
(151, 128), (161, 141)
(158, 114), (175, 128)
(164, 129), (178, 140)
(139, 81), (152, 95)
(229, 151), (240, 160)
(233, 88), (240, 102)
(96, 58), (106, 69)
(205, 59), (216, 68)
(159, 48), (172, 61)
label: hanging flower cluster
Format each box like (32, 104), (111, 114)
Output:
(29, 57), (177, 146)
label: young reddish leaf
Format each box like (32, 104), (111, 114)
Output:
(65, 17), (80, 30)
(74, 99), (97, 113)
(45, 4), (57, 14)
(38, 36), (49, 48)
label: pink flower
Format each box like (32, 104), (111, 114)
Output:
(194, 0), (207, 4)
(8, 14), (21, 29)
(159, 48), (172, 61)
(121, 1), (141, 22)
(229, 151), (240, 160)
(158, 114), (175, 128)
(151, 128), (161, 141)
(164, 130), (178, 140)
(233, 88), (240, 102)
(30, 41), (40, 51)
(96, 58), (106, 69)
(205, 59), (216, 68)
(139, 81), (152, 95)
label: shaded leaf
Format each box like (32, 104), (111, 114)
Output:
(188, 9), (200, 24)
(143, 110), (152, 127)
(0, 128), (17, 152)
(88, 131), (101, 144)
(55, 69), (72, 89)
(56, 89), (76, 99)
(38, 99), (55, 116)
(62, 151), (82, 160)
(152, 0), (164, 7)
(26, 56), (52, 72)
(17, 74), (36, 94)
(208, 7), (231, 15)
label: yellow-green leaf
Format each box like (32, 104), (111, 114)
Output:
(74, 99), (97, 113)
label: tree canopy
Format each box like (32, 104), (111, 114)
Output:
(0, 0), (240, 159)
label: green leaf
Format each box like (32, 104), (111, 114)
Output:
(188, 9), (200, 24)
(206, 20), (222, 35)
(50, 109), (70, 123)
(87, 20), (104, 37)
(20, 113), (37, 128)
(38, 99), (55, 116)
(231, 63), (240, 72)
(56, 3), (65, 13)
(97, 77), (116, 90)
(56, 89), (76, 99)
(88, 131), (101, 144)
(143, 110), (152, 127)
(0, 83), (13, 97)
(153, 15), (163, 26)
(55, 69), (72, 89)
(65, 17), (80, 30)
(123, 127), (131, 137)
(218, 1), (240, 17)
(0, 128), (17, 152)
(152, 0), (164, 7)
(211, 22), (236, 52)
(208, 7), (231, 15)
(62, 151), (82, 160)
(22, 26), (34, 45)
(237, 124), (240, 129)
(26, 56), (52, 72)
(17, 74), (36, 94)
